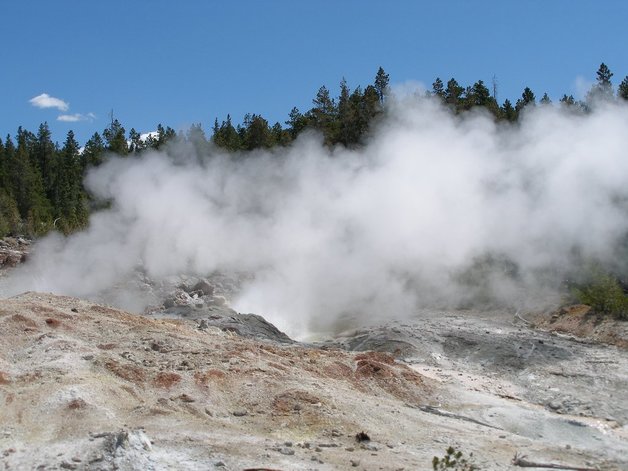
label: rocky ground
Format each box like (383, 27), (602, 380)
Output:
(327, 308), (628, 467)
(0, 245), (626, 470)
(531, 304), (628, 349)
(0, 290), (626, 470)
(0, 292), (437, 471)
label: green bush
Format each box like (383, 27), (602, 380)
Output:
(432, 446), (479, 470)
(572, 270), (628, 320)
(0, 190), (20, 237)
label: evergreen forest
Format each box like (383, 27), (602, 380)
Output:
(1, 64), (627, 238)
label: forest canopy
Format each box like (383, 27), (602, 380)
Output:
(1, 63), (627, 238)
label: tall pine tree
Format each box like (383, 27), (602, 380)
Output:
(103, 119), (128, 155)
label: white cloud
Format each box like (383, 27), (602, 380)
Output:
(57, 113), (96, 122)
(29, 93), (69, 111)
(57, 114), (82, 122)
(140, 131), (158, 141)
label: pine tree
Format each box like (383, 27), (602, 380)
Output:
(0, 138), (19, 236)
(212, 118), (220, 139)
(597, 62), (613, 83)
(56, 131), (88, 233)
(13, 128), (52, 235)
(337, 78), (353, 145)
(432, 78), (445, 99)
(271, 122), (290, 146)
(596, 63), (613, 93)
(362, 85), (382, 130)
(588, 63), (614, 103)
(540, 93), (552, 104)
(155, 124), (177, 148)
(241, 114), (273, 150)
(308, 86), (337, 144)
(501, 99), (516, 122)
(374, 66), (390, 104)
(0, 137), (7, 193)
(559, 94), (576, 106)
(0, 188), (20, 237)
(34, 122), (58, 203)
(618, 76), (628, 100)
(212, 115), (241, 151)
(103, 119), (128, 155)
(128, 128), (144, 154)
(473, 80), (492, 105)
(348, 86), (370, 143)
(445, 78), (465, 110)
(464, 80), (498, 114)
(515, 87), (536, 112)
(83, 132), (105, 169)
(285, 107), (309, 139)
(3, 135), (16, 193)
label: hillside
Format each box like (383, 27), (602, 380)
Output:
(0, 292), (626, 470)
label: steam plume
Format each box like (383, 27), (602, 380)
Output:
(5, 97), (628, 337)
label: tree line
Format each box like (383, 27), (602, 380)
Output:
(1, 64), (627, 237)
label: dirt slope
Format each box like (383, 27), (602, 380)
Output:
(532, 304), (628, 349)
(0, 292), (435, 470)
(0, 293), (625, 470)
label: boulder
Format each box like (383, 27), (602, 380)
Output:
(158, 304), (294, 344)
(191, 279), (214, 297)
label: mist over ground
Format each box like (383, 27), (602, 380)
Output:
(6, 97), (628, 337)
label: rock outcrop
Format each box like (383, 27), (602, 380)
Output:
(0, 237), (29, 268)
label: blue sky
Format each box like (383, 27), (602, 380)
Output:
(1, 0), (627, 144)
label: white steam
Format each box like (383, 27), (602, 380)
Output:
(6, 97), (628, 337)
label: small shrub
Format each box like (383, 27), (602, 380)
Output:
(571, 270), (628, 320)
(432, 446), (478, 470)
